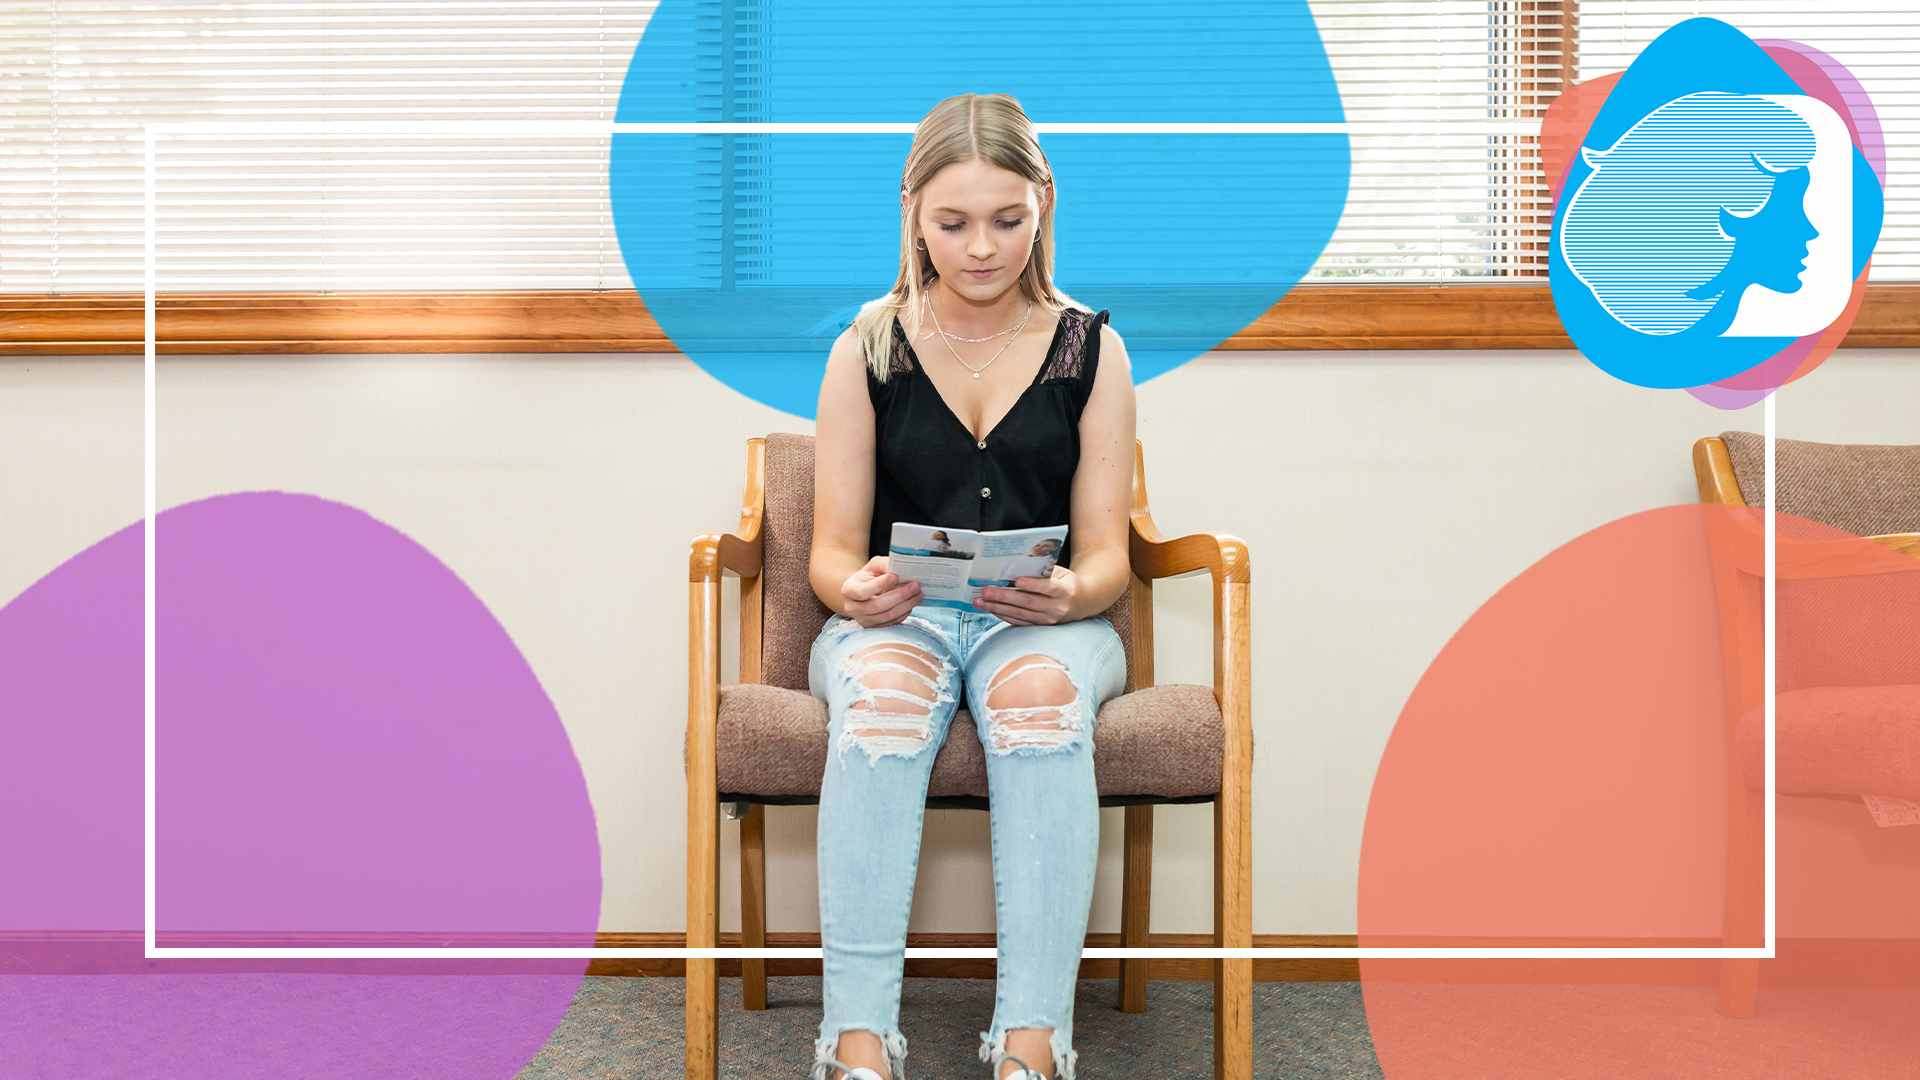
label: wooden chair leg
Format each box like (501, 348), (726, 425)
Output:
(1213, 784), (1252, 1080)
(1718, 786), (1766, 1018)
(1214, 957), (1253, 1080)
(687, 957), (718, 1080)
(687, 791), (720, 1080)
(1117, 805), (1153, 1012)
(1201, 562), (1253, 1079)
(688, 571), (724, 1080)
(741, 803), (769, 1010)
(1718, 958), (1760, 1018)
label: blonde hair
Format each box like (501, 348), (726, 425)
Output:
(851, 93), (1085, 380)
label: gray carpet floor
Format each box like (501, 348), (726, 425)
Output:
(515, 977), (1384, 1080)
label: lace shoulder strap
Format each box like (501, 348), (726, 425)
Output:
(884, 314), (916, 376)
(1039, 307), (1108, 383)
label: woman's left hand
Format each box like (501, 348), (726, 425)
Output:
(973, 565), (1079, 626)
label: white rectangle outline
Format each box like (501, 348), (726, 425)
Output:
(143, 121), (1777, 961)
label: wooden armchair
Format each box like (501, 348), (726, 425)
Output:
(687, 433), (1253, 1080)
(1692, 432), (1920, 1019)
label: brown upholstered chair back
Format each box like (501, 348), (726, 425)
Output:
(1717, 432), (1920, 693)
(756, 432), (1135, 694)
(760, 433), (835, 692)
(1719, 431), (1920, 537)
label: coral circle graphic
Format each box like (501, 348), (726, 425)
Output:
(609, 0), (1351, 417)
(0, 493), (599, 1079)
(1359, 504), (1920, 1079)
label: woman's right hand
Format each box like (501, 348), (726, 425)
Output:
(842, 555), (921, 628)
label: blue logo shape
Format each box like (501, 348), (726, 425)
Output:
(1549, 18), (1884, 389)
(610, 0), (1351, 418)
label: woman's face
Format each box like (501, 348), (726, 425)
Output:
(1723, 165), (1819, 295)
(906, 158), (1049, 303)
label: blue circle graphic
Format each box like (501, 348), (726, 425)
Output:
(611, 0), (1351, 418)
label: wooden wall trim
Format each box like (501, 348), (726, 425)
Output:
(584, 932), (1361, 983)
(7, 284), (1917, 355)
(582, 932), (1920, 987)
(2, 291), (667, 356)
(6, 931), (1910, 986)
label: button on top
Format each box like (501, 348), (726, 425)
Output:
(981, 486), (992, 498)
(977, 440), (987, 450)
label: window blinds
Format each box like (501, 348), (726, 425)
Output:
(1310, 0), (1574, 278)
(1313, 0), (1916, 280)
(2, 1), (654, 291)
(2, 1), (1913, 292)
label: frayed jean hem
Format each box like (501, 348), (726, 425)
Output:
(813, 1027), (908, 1080)
(978, 1027), (1075, 1080)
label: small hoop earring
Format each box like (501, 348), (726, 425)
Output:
(914, 237), (927, 251)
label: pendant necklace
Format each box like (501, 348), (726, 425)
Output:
(923, 290), (1032, 378)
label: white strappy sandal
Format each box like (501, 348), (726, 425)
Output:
(996, 1054), (1047, 1080)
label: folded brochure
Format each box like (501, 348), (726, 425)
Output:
(888, 522), (1067, 609)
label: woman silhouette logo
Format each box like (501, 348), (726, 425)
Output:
(1544, 17), (1885, 397)
(1560, 91), (1825, 341)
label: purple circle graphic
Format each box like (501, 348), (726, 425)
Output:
(0, 492), (599, 1078)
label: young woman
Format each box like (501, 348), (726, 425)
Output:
(808, 93), (1137, 1080)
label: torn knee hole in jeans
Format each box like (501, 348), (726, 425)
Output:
(839, 644), (953, 761)
(983, 657), (1082, 754)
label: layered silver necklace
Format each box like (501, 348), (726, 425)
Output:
(920, 288), (1033, 379)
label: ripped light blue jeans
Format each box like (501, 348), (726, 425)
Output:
(809, 605), (1126, 1080)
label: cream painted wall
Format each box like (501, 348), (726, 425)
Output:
(3, 348), (1917, 936)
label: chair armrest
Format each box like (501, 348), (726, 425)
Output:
(688, 530), (764, 583)
(1705, 509), (1920, 580)
(688, 439), (768, 583)
(1128, 509), (1251, 585)
(1871, 533), (1920, 559)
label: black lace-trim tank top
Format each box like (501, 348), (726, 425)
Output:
(868, 305), (1111, 569)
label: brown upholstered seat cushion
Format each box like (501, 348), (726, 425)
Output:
(710, 681), (1224, 802)
(1736, 685), (1920, 801)
(1719, 432), (1920, 537)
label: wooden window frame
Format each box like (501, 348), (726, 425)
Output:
(4, 284), (1916, 354)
